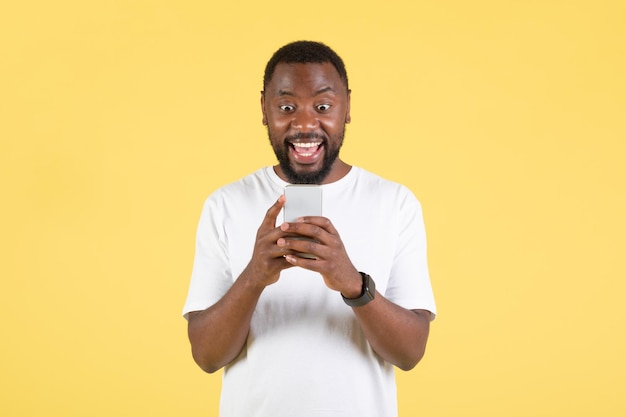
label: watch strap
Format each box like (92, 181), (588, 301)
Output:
(342, 272), (375, 307)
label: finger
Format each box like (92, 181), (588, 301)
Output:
(260, 195), (286, 229)
(272, 243), (299, 260)
(278, 237), (322, 260)
(283, 254), (302, 265)
(295, 216), (339, 236)
(284, 253), (319, 267)
(280, 220), (329, 243)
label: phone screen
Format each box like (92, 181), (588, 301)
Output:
(284, 185), (322, 222)
(283, 185), (322, 259)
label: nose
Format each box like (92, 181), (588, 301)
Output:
(291, 108), (319, 131)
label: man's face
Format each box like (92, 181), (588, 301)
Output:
(262, 62), (351, 184)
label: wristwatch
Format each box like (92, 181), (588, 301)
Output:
(342, 272), (376, 307)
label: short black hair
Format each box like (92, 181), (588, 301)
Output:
(263, 40), (349, 90)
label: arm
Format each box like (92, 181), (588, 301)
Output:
(277, 217), (432, 370)
(351, 298), (431, 371)
(187, 196), (293, 373)
(187, 269), (264, 374)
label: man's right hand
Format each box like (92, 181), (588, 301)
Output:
(242, 195), (294, 288)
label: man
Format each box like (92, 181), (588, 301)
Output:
(183, 40), (436, 417)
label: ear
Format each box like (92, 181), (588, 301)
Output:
(260, 91), (268, 125)
(345, 89), (352, 124)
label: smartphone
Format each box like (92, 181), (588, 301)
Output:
(283, 185), (322, 222)
(283, 185), (322, 259)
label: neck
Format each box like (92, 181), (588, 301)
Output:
(274, 159), (352, 185)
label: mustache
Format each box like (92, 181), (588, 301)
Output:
(284, 132), (328, 142)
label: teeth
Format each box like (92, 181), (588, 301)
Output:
(292, 142), (322, 148)
(291, 142), (322, 157)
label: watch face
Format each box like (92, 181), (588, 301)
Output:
(363, 273), (375, 297)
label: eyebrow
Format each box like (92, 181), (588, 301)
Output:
(277, 86), (336, 97)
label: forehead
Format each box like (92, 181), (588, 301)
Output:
(265, 62), (346, 96)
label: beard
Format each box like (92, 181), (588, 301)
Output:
(269, 129), (344, 184)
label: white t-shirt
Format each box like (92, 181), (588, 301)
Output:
(183, 166), (436, 417)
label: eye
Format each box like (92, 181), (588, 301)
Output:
(316, 104), (331, 112)
(280, 104), (295, 112)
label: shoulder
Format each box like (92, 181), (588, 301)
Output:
(199, 167), (283, 221)
(205, 168), (274, 202)
(352, 167), (419, 203)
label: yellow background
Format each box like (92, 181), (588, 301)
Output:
(2, 1), (625, 416)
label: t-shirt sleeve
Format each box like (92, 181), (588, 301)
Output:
(384, 188), (437, 319)
(182, 193), (233, 319)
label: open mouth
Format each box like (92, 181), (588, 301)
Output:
(289, 141), (323, 157)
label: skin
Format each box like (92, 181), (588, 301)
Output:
(263, 62), (352, 184)
(187, 62), (431, 373)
